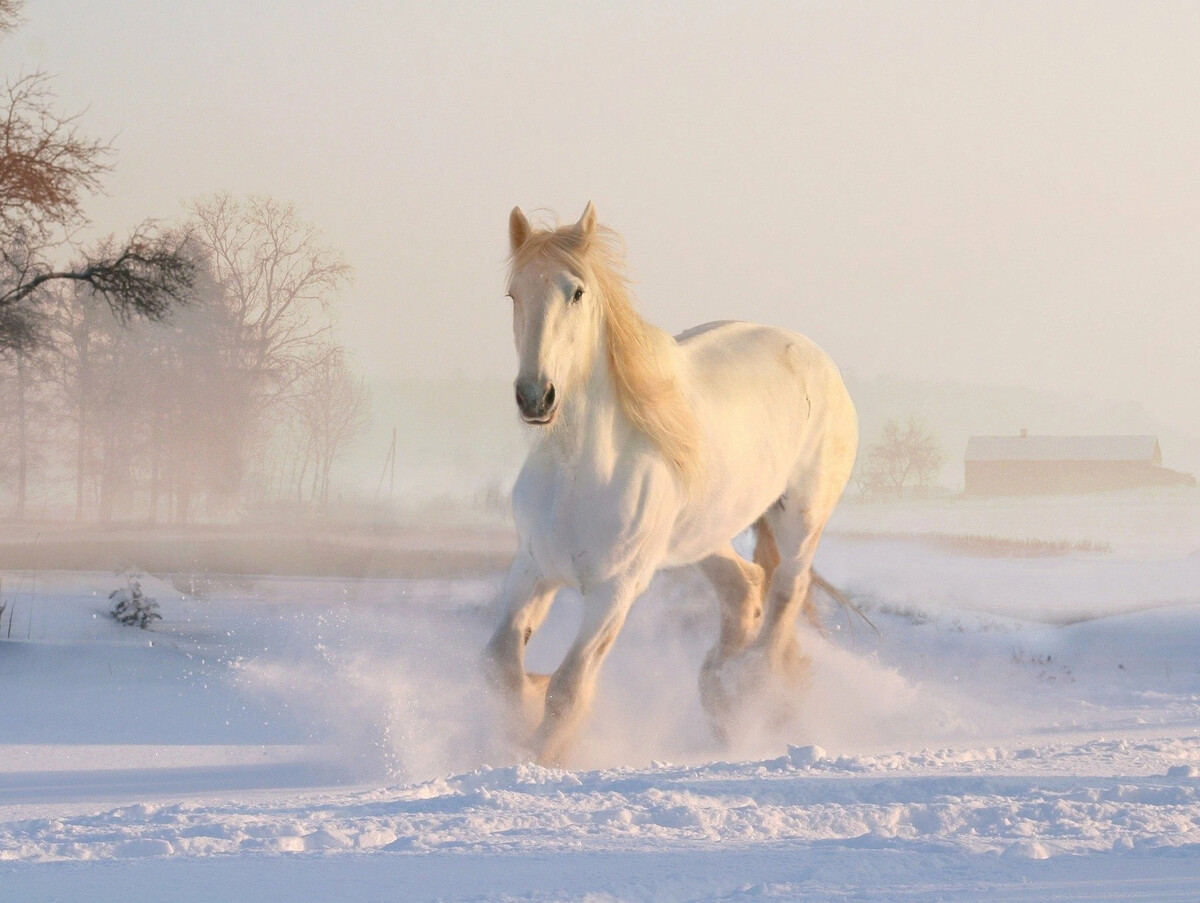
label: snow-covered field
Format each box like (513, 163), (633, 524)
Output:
(3, 491), (1200, 901)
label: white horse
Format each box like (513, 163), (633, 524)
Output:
(485, 202), (858, 765)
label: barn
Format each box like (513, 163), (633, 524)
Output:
(964, 432), (1196, 496)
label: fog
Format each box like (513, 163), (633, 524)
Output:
(4, 2), (1198, 512)
(6, 10), (1200, 892)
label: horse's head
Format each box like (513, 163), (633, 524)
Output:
(506, 202), (603, 427)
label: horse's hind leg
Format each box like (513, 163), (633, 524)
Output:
(757, 514), (823, 632)
(753, 500), (828, 684)
(697, 542), (766, 740)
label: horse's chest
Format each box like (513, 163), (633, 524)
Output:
(514, 456), (671, 590)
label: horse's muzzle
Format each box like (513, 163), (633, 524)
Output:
(515, 379), (557, 424)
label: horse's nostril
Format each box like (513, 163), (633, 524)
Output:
(515, 381), (554, 420)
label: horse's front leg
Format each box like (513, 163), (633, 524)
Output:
(485, 552), (561, 741)
(532, 576), (642, 766)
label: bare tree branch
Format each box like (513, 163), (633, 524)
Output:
(0, 0), (23, 38)
(187, 193), (351, 391)
(0, 72), (111, 248)
(0, 226), (196, 350)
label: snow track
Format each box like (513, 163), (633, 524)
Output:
(5, 739), (1200, 864)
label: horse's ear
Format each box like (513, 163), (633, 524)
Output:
(574, 201), (597, 240)
(509, 206), (531, 254)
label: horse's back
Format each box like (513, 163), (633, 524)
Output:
(674, 320), (740, 343)
(676, 320), (851, 418)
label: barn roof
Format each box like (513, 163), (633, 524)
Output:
(964, 435), (1161, 463)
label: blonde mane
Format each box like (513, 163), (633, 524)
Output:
(511, 221), (701, 490)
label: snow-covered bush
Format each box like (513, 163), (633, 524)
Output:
(110, 573), (161, 629)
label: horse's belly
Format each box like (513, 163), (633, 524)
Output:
(662, 479), (783, 567)
(662, 418), (801, 565)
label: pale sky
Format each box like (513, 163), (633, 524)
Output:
(9, 1), (1199, 433)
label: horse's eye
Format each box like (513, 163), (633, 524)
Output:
(572, 287), (585, 302)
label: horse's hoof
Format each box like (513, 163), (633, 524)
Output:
(701, 642), (811, 739)
(699, 651), (769, 739)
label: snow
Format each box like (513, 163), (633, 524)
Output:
(3, 492), (1200, 900)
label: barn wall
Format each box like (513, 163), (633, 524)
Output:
(964, 461), (1193, 495)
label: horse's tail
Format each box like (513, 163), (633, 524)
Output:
(811, 570), (881, 637)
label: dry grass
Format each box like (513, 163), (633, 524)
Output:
(0, 525), (517, 578)
(838, 531), (1112, 558)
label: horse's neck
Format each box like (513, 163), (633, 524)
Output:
(547, 314), (683, 477)
(537, 324), (623, 476)
(547, 341), (618, 463)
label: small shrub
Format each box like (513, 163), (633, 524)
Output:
(110, 573), (161, 629)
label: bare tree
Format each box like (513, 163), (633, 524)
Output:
(292, 345), (370, 508)
(0, 342), (43, 518)
(40, 252), (251, 523)
(45, 281), (106, 519)
(5, 342), (51, 519)
(858, 417), (944, 499)
(0, 258), (46, 517)
(185, 195), (354, 515)
(0, 9), (194, 350)
(186, 194), (351, 396)
(143, 263), (252, 523)
(44, 280), (144, 521)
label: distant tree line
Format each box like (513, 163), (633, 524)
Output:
(0, 4), (369, 522)
(0, 198), (371, 523)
